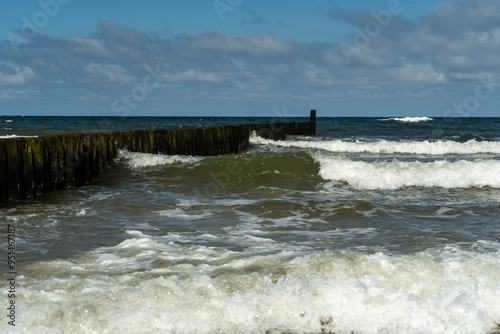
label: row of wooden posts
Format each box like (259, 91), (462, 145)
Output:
(0, 111), (316, 202)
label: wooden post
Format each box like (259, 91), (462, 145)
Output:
(0, 116), (317, 202)
(310, 109), (316, 122)
(310, 109), (316, 135)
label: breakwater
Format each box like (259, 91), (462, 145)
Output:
(0, 112), (316, 202)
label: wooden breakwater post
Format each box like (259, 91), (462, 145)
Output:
(0, 113), (316, 202)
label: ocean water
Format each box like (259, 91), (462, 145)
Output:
(1, 116), (500, 334)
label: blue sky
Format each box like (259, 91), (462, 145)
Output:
(1, 0), (499, 117)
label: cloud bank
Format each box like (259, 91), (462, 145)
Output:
(1, 0), (499, 116)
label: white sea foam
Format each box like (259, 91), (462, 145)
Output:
(75, 209), (87, 216)
(17, 234), (500, 334)
(157, 207), (213, 220)
(119, 149), (203, 169)
(250, 134), (500, 155)
(0, 134), (38, 139)
(313, 152), (500, 190)
(379, 116), (434, 122)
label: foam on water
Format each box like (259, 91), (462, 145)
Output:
(0, 134), (38, 138)
(118, 149), (203, 169)
(312, 152), (500, 190)
(157, 207), (214, 220)
(16, 232), (500, 334)
(379, 116), (434, 123)
(250, 135), (500, 155)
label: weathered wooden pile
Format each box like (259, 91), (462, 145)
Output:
(0, 112), (316, 202)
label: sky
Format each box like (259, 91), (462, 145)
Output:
(0, 0), (499, 117)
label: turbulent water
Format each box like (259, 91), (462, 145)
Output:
(1, 116), (500, 334)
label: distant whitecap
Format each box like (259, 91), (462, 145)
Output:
(379, 116), (434, 123)
(0, 134), (38, 139)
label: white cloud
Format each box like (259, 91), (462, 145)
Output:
(421, 0), (500, 37)
(0, 66), (36, 85)
(83, 63), (135, 83)
(160, 70), (225, 83)
(186, 32), (295, 56)
(0, 89), (29, 99)
(386, 62), (446, 85)
(70, 37), (111, 58)
(301, 63), (335, 86)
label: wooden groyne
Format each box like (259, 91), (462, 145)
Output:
(0, 111), (316, 202)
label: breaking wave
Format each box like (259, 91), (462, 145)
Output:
(118, 149), (203, 169)
(0, 134), (38, 139)
(312, 152), (500, 190)
(18, 231), (500, 334)
(250, 135), (500, 156)
(379, 116), (434, 123)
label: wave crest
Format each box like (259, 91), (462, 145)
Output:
(250, 135), (500, 156)
(118, 149), (202, 169)
(379, 116), (434, 123)
(312, 152), (500, 190)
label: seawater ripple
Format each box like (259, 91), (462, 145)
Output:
(4, 117), (500, 333)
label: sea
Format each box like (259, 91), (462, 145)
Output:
(1, 116), (500, 334)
